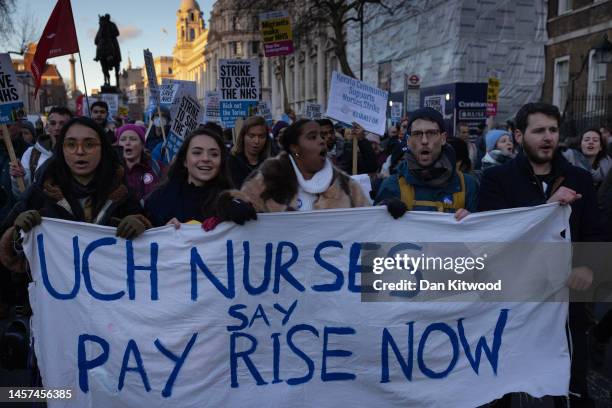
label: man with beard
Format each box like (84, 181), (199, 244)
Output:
(479, 102), (604, 407)
(90, 101), (115, 145)
(375, 107), (478, 220)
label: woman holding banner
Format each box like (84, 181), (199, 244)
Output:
(0, 117), (151, 272)
(228, 116), (272, 188)
(217, 119), (370, 223)
(144, 126), (233, 228)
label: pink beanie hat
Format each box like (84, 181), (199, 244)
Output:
(116, 124), (146, 144)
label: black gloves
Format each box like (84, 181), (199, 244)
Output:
(383, 198), (408, 219)
(218, 198), (257, 225)
(14, 210), (42, 232)
(116, 215), (147, 239)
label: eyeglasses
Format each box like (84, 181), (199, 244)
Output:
(410, 129), (440, 138)
(63, 139), (101, 153)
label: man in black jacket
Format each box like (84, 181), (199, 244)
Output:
(479, 102), (605, 407)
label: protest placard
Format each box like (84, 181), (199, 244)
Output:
(25, 205), (571, 407)
(204, 91), (222, 124)
(304, 102), (322, 120)
(487, 77), (500, 117)
(0, 53), (24, 124)
(326, 71), (388, 135)
(218, 59), (260, 128)
(144, 49), (159, 116)
(166, 94), (202, 159)
(257, 101), (273, 125)
(260, 10), (294, 57)
(424, 95), (445, 114)
(218, 59), (260, 101)
(220, 100), (258, 129)
(390, 102), (403, 124)
(0, 53), (25, 191)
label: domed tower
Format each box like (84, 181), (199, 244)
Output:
(176, 0), (204, 45)
(172, 0), (208, 100)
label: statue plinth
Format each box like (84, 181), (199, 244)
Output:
(100, 85), (119, 94)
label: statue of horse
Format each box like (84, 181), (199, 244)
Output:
(94, 14), (122, 89)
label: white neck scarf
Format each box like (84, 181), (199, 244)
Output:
(289, 154), (333, 194)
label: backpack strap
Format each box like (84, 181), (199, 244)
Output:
(451, 171), (466, 210)
(399, 172), (467, 212)
(398, 175), (415, 210)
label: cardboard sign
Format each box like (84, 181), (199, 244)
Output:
(257, 101), (273, 125)
(204, 91), (222, 124)
(25, 205), (571, 407)
(304, 102), (322, 120)
(390, 102), (403, 124)
(166, 94), (202, 159)
(487, 77), (500, 117)
(326, 71), (388, 136)
(220, 100), (258, 129)
(424, 95), (445, 114)
(218, 59), (260, 101)
(144, 49), (159, 116)
(260, 10), (294, 57)
(0, 53), (24, 124)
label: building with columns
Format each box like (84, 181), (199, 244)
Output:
(204, 0), (339, 119)
(172, 0), (209, 104)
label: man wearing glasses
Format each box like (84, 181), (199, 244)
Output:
(375, 107), (478, 221)
(9, 106), (73, 196)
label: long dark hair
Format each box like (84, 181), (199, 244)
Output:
(580, 128), (608, 169)
(48, 116), (120, 214)
(163, 126), (233, 212)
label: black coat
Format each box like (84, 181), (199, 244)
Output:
(228, 153), (263, 189)
(0, 166), (148, 274)
(144, 178), (217, 227)
(478, 150), (605, 242)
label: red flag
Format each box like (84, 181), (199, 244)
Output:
(30, 0), (79, 94)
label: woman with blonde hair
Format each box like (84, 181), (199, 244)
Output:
(228, 115), (271, 187)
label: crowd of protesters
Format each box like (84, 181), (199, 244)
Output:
(0, 99), (610, 406)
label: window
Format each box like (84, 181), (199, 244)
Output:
(378, 61), (392, 92)
(189, 28), (195, 41)
(252, 41), (260, 55)
(558, 0), (572, 15)
(168, 67), (173, 74)
(232, 42), (243, 56)
(190, 13), (194, 22)
(553, 56), (569, 113)
(587, 49), (607, 113)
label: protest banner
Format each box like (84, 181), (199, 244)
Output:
(390, 102), (403, 125)
(99, 93), (119, 118)
(424, 95), (445, 114)
(218, 58), (260, 128)
(257, 101), (273, 125)
(166, 94), (202, 159)
(260, 10), (294, 57)
(204, 91), (221, 124)
(304, 102), (322, 120)
(0, 53), (26, 191)
(326, 71), (388, 136)
(24, 205), (571, 407)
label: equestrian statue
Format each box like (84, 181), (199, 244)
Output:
(94, 14), (121, 90)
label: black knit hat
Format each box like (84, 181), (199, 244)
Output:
(407, 107), (445, 133)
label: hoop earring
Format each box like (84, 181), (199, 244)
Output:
(295, 152), (300, 159)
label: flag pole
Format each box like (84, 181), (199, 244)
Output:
(77, 51), (91, 117)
